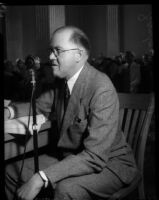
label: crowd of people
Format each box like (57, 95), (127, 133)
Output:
(89, 50), (154, 93)
(4, 55), (55, 101)
(4, 49), (154, 102)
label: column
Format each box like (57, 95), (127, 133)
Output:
(35, 6), (49, 41)
(106, 5), (119, 57)
(35, 5), (65, 61)
(49, 5), (65, 38)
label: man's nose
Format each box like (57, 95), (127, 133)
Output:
(49, 52), (57, 60)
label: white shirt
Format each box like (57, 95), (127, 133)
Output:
(67, 65), (84, 94)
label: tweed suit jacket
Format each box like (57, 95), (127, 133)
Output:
(11, 62), (139, 187)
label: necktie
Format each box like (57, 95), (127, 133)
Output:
(59, 80), (70, 126)
(64, 80), (70, 113)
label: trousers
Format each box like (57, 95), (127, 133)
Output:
(5, 154), (124, 200)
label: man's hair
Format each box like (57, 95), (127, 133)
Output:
(54, 26), (91, 57)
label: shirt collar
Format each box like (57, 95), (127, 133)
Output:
(67, 65), (84, 94)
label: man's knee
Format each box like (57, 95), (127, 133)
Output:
(56, 179), (80, 196)
(55, 179), (90, 199)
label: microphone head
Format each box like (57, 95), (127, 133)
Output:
(25, 55), (41, 70)
(25, 55), (36, 69)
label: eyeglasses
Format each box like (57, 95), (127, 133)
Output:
(49, 47), (82, 57)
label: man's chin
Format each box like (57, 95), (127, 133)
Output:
(53, 71), (64, 79)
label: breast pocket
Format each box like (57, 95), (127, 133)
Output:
(66, 118), (88, 148)
(71, 117), (88, 133)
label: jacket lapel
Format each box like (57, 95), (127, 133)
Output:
(60, 63), (90, 134)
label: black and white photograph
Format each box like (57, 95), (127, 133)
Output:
(2, 4), (156, 200)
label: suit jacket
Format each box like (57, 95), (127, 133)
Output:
(11, 62), (139, 186)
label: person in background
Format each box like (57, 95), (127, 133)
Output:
(139, 52), (154, 93)
(125, 51), (141, 93)
(5, 26), (139, 200)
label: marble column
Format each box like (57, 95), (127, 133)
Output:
(35, 5), (65, 60)
(49, 5), (65, 38)
(106, 5), (119, 57)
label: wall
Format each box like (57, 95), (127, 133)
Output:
(121, 4), (153, 57)
(5, 5), (153, 62)
(6, 6), (23, 62)
(5, 5), (65, 63)
(65, 5), (108, 58)
(5, 6), (50, 62)
(22, 6), (37, 59)
(34, 6), (50, 62)
(0, 13), (6, 60)
(66, 5), (153, 58)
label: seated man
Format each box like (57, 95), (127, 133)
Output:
(5, 26), (139, 200)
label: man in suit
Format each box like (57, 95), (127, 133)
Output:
(5, 26), (139, 200)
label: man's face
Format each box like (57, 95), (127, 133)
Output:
(49, 30), (80, 80)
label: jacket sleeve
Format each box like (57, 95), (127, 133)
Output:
(43, 84), (119, 185)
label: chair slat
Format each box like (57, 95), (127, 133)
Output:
(119, 109), (124, 129)
(133, 110), (146, 156)
(128, 110), (139, 148)
(123, 109), (132, 139)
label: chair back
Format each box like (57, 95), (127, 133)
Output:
(118, 93), (154, 199)
(118, 93), (154, 170)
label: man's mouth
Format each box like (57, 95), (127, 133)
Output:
(52, 64), (59, 68)
(49, 60), (58, 67)
(51, 62), (58, 66)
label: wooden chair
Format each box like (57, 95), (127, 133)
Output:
(109, 93), (155, 200)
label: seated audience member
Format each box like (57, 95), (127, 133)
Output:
(5, 26), (139, 200)
(4, 60), (14, 98)
(125, 51), (141, 93)
(139, 52), (154, 93)
(4, 60), (23, 100)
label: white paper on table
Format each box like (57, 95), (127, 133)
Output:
(4, 114), (47, 135)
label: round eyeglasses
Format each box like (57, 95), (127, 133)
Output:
(49, 47), (82, 57)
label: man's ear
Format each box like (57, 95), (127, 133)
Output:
(75, 51), (82, 62)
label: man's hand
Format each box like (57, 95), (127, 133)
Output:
(4, 107), (10, 121)
(17, 173), (44, 200)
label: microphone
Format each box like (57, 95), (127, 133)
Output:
(25, 55), (35, 70)
(25, 55), (41, 70)
(25, 55), (39, 86)
(30, 69), (36, 86)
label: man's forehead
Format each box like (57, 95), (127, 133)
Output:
(51, 29), (73, 46)
(54, 28), (72, 39)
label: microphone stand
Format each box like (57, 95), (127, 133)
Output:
(31, 69), (39, 173)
